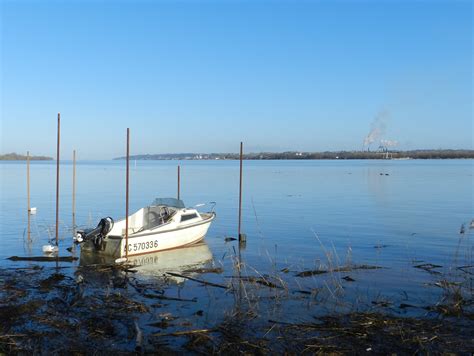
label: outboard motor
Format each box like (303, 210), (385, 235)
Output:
(75, 217), (114, 250)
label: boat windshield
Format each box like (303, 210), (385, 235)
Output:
(151, 197), (185, 209)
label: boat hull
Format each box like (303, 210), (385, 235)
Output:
(82, 213), (214, 258)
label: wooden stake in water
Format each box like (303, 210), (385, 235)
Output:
(125, 128), (130, 258)
(72, 150), (76, 234)
(55, 113), (60, 246)
(27, 151), (31, 242)
(177, 165), (181, 200)
(238, 142), (244, 241)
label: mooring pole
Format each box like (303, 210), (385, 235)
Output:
(72, 149), (76, 234)
(27, 151), (31, 242)
(177, 165), (181, 200)
(55, 113), (60, 246)
(125, 128), (130, 259)
(238, 142), (244, 241)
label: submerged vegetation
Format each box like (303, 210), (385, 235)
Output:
(1, 234), (473, 354)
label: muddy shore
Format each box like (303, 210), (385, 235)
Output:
(1, 260), (472, 354)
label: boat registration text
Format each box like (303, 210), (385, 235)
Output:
(125, 240), (159, 253)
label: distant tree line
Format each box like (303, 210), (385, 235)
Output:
(0, 153), (53, 161)
(116, 149), (474, 161)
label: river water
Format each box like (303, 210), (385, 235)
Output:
(1, 159), (473, 322)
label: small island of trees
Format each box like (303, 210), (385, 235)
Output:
(0, 153), (53, 161)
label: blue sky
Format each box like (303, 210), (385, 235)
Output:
(1, 0), (472, 159)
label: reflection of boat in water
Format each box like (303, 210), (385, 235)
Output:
(80, 242), (213, 282)
(76, 198), (215, 258)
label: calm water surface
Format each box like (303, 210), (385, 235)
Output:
(1, 159), (473, 318)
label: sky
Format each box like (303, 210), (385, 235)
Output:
(0, 0), (472, 159)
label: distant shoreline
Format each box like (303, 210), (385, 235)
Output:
(0, 153), (53, 161)
(115, 149), (474, 161)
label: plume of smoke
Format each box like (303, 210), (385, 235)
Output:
(363, 111), (389, 147)
(380, 139), (398, 147)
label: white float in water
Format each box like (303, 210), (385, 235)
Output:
(29, 207), (37, 215)
(74, 233), (83, 243)
(115, 257), (128, 264)
(42, 244), (59, 254)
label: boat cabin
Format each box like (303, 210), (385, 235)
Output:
(107, 198), (202, 236)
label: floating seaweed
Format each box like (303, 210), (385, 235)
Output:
(296, 264), (383, 277)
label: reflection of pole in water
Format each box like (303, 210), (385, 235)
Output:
(238, 241), (242, 308)
(237, 142), (246, 317)
(232, 244), (243, 319)
(27, 151), (31, 242)
(72, 150), (76, 236)
(238, 142), (242, 239)
(238, 142), (246, 243)
(55, 113), (60, 246)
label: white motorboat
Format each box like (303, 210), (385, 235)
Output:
(76, 198), (215, 258)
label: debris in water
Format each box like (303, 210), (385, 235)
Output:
(148, 313), (178, 329)
(231, 276), (283, 289)
(182, 267), (223, 274)
(0, 261), (473, 354)
(224, 237), (237, 242)
(40, 273), (65, 290)
(7, 256), (78, 262)
(293, 289), (313, 295)
(166, 272), (228, 289)
(296, 270), (326, 277)
(134, 320), (143, 352)
(152, 328), (213, 337)
(342, 276), (355, 282)
(143, 293), (197, 302)
(296, 264), (383, 277)
(460, 224), (465, 234)
(457, 265), (474, 275)
(414, 263), (442, 274)
(372, 300), (392, 307)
